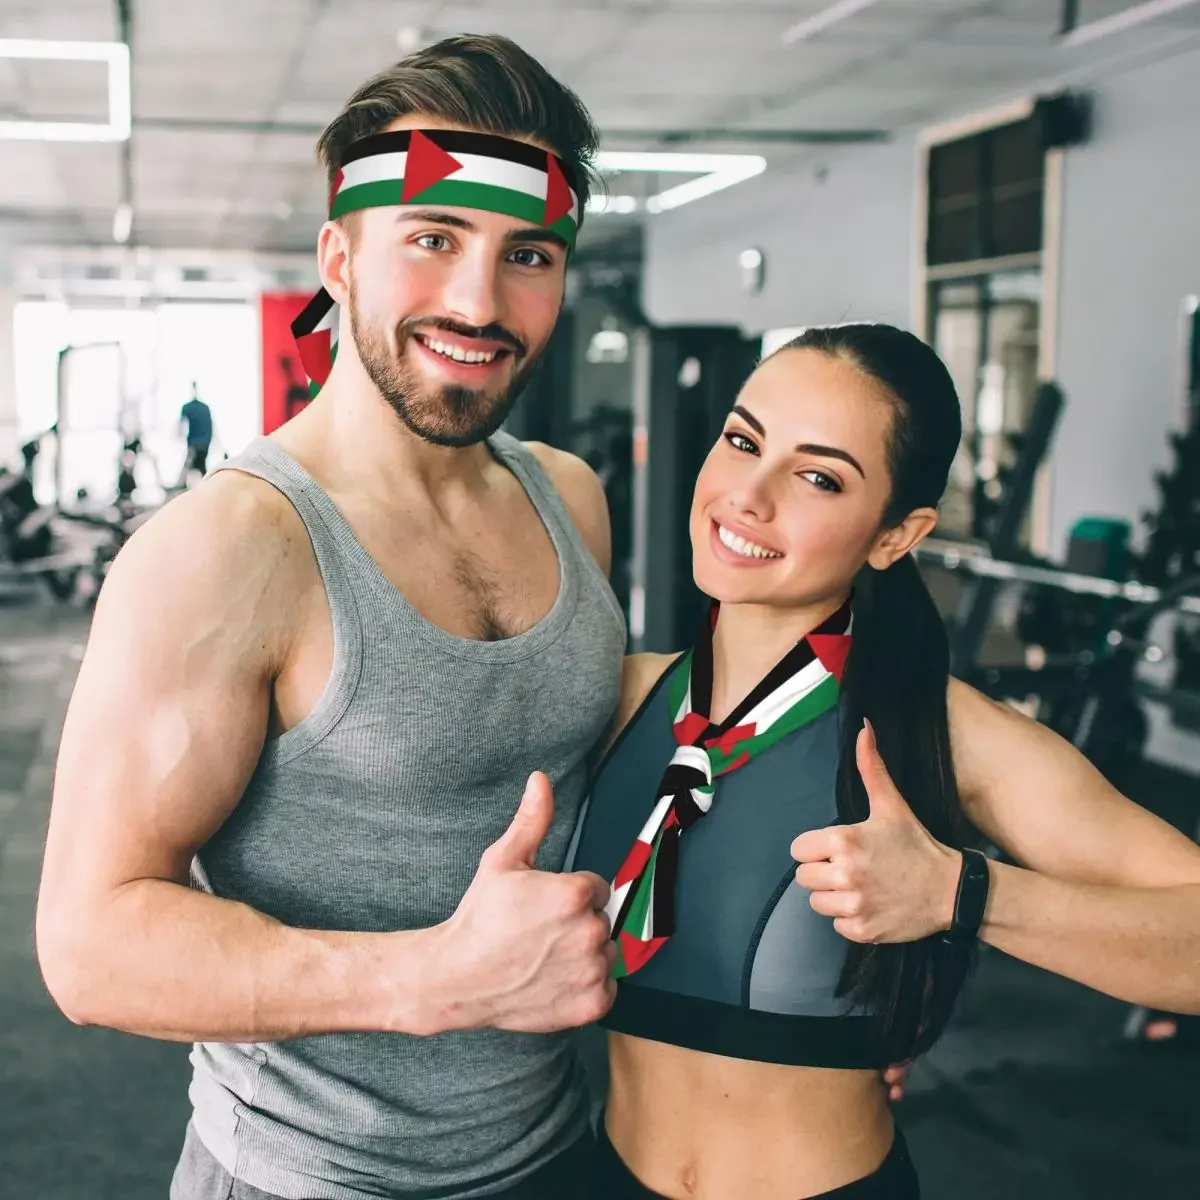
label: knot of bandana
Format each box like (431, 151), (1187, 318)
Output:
(605, 598), (853, 980)
(661, 745), (714, 826)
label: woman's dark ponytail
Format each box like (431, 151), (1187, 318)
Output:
(836, 554), (976, 1061)
(776, 323), (978, 1063)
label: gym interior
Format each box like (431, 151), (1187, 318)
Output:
(1, 2), (1199, 1197)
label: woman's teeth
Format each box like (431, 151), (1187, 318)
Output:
(419, 336), (498, 364)
(717, 524), (782, 560)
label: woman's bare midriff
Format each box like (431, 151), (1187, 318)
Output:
(604, 1031), (895, 1200)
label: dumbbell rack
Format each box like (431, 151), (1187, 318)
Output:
(918, 536), (1200, 773)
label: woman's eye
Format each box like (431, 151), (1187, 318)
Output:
(801, 470), (842, 494)
(509, 247), (550, 267)
(724, 432), (758, 454)
(416, 234), (450, 251)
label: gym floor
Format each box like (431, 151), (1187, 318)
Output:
(1, 598), (1196, 1200)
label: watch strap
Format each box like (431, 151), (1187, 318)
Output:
(942, 847), (990, 946)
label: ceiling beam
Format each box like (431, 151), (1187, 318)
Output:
(113, 0), (133, 244)
(128, 115), (890, 145)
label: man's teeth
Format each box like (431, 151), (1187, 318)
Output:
(421, 337), (498, 364)
(717, 524), (781, 560)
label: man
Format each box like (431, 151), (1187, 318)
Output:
(178, 382), (214, 484)
(36, 35), (627, 1200)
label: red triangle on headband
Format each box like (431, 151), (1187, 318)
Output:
(543, 153), (574, 227)
(401, 130), (464, 202)
(328, 168), (344, 213)
(809, 633), (851, 684)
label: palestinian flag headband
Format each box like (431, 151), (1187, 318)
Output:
(291, 128), (582, 395)
(604, 598), (853, 979)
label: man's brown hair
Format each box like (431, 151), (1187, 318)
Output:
(317, 34), (600, 215)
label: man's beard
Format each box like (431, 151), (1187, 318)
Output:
(348, 285), (538, 448)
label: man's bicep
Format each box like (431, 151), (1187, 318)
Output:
(44, 498), (280, 903)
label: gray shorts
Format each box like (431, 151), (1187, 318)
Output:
(169, 1121), (596, 1200)
(169, 1124), (283, 1200)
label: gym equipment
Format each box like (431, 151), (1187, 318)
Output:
(920, 539), (1200, 787)
(628, 325), (761, 652)
(567, 404), (635, 619)
(1016, 518), (1131, 663)
(1137, 425), (1200, 589)
(0, 429), (108, 601)
(948, 380), (1065, 672)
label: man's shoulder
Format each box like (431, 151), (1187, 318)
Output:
(521, 441), (611, 574)
(123, 470), (311, 590)
(522, 440), (599, 495)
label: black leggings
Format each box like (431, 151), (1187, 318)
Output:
(589, 1117), (920, 1199)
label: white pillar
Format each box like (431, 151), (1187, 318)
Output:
(0, 270), (17, 470)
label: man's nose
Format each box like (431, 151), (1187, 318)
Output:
(439, 250), (505, 332)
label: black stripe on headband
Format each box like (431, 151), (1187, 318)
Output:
(340, 129), (582, 196)
(292, 287), (335, 339)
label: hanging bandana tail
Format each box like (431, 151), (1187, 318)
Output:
(291, 290), (339, 392)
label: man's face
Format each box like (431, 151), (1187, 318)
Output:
(323, 116), (571, 447)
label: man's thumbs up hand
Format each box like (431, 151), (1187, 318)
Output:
(479, 771), (556, 872)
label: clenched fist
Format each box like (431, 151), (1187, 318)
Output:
(434, 771), (619, 1034)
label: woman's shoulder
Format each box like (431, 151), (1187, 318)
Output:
(602, 652), (684, 754)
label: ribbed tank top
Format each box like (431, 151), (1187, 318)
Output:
(185, 432), (626, 1199)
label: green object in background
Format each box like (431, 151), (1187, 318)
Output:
(1066, 517), (1131, 581)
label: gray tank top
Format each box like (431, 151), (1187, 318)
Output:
(186, 432), (626, 1199)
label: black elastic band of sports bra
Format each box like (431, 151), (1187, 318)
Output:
(601, 984), (885, 1069)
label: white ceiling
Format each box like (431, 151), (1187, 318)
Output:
(1, 0), (1199, 257)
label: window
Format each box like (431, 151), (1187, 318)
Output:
(927, 116), (1044, 267)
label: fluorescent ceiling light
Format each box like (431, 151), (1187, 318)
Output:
(644, 157), (766, 213)
(781, 0), (881, 45)
(595, 151), (767, 213)
(0, 38), (131, 142)
(1061, 0), (1200, 47)
(586, 194), (640, 215)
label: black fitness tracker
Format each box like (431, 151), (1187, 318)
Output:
(943, 848), (991, 947)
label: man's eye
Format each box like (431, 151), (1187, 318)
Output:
(416, 234), (450, 251)
(510, 247), (550, 267)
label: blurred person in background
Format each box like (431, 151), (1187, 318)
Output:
(177, 381), (214, 486)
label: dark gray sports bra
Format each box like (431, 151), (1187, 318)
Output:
(569, 657), (883, 1068)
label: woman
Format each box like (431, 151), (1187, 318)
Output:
(568, 324), (1200, 1199)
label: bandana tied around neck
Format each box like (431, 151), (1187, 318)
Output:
(604, 599), (853, 979)
(291, 128), (582, 396)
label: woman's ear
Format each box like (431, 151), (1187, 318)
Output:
(866, 507), (939, 571)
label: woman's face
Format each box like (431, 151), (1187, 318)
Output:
(690, 347), (909, 608)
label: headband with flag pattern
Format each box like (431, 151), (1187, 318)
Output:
(291, 128), (583, 395)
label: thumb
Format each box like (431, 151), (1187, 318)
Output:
(857, 720), (909, 822)
(486, 771), (555, 870)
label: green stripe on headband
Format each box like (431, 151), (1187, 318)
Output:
(331, 178), (578, 248)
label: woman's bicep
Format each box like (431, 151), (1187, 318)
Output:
(948, 679), (1200, 889)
